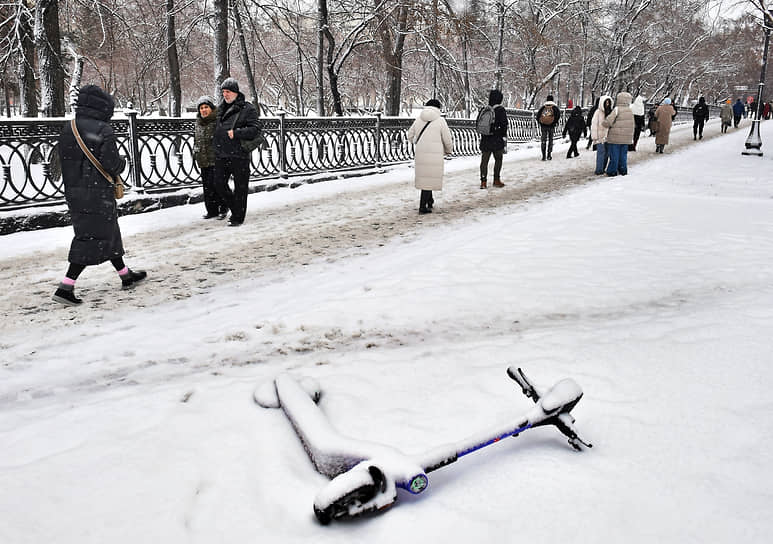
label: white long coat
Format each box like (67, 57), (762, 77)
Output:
(406, 106), (454, 191)
(590, 95), (613, 144)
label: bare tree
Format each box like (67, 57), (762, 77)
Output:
(213, 0), (229, 95)
(374, 0), (410, 115)
(35, 0), (66, 116)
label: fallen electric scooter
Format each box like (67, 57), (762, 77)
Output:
(254, 367), (592, 524)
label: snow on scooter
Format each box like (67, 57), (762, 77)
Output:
(254, 367), (592, 524)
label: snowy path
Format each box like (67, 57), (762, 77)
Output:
(1, 118), (772, 544)
(1, 121), (718, 331)
(0, 121), (736, 403)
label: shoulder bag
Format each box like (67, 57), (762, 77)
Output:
(70, 119), (125, 199)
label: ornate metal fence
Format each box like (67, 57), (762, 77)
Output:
(0, 105), (709, 210)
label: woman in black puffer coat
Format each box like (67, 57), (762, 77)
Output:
(562, 105), (587, 158)
(52, 84), (146, 306)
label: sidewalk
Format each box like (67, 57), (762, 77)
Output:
(0, 117), (732, 235)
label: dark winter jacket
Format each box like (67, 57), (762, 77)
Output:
(535, 102), (560, 129)
(586, 99), (599, 128)
(214, 92), (260, 159)
(562, 106), (587, 140)
(479, 89), (508, 152)
(692, 98), (709, 122)
(732, 99), (745, 118)
(194, 110), (217, 168)
(58, 85), (126, 266)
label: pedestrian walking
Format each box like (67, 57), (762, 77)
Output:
(720, 100), (733, 133)
(630, 95), (646, 151)
(585, 97), (599, 150)
(654, 98), (676, 153)
(536, 95), (561, 160)
(692, 97), (710, 140)
(732, 98), (745, 128)
(213, 78), (260, 227)
(590, 94), (613, 175)
(52, 84), (146, 306)
(602, 92), (635, 176)
(478, 89), (508, 189)
(194, 96), (228, 219)
(562, 105), (587, 158)
(406, 99), (453, 214)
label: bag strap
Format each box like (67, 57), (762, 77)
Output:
(414, 119), (433, 145)
(70, 119), (115, 186)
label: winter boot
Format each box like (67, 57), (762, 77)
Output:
(121, 269), (148, 290)
(52, 285), (83, 306)
(493, 180), (504, 188)
(480, 180), (487, 189)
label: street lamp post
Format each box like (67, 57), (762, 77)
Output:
(743, 15), (772, 156)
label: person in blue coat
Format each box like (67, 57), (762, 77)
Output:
(732, 99), (745, 128)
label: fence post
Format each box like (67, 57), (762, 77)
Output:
(374, 112), (382, 168)
(277, 108), (288, 178)
(126, 109), (144, 193)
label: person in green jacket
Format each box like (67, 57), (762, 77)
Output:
(194, 96), (228, 219)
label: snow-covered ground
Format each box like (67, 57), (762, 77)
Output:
(1, 120), (772, 543)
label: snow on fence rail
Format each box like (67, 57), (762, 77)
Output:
(0, 105), (703, 210)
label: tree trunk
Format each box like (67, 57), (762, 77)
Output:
(34, 0), (66, 117)
(166, 0), (182, 116)
(316, 0), (327, 116)
(376, 2), (409, 116)
(232, 0), (258, 108)
(495, 0), (504, 91)
(16, 4), (38, 118)
(68, 52), (84, 110)
(213, 0), (230, 96)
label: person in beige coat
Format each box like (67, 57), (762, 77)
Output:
(654, 98), (676, 153)
(406, 99), (454, 214)
(602, 92), (635, 176)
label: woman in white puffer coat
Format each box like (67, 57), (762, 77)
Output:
(406, 99), (454, 214)
(590, 95), (613, 175)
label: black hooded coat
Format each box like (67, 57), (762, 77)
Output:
(58, 85), (126, 265)
(562, 106), (588, 140)
(479, 89), (508, 152)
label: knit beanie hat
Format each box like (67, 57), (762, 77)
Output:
(197, 95), (216, 109)
(663, 98), (672, 105)
(220, 78), (239, 93)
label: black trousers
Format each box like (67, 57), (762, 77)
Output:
(567, 137), (580, 157)
(540, 125), (554, 157)
(693, 119), (706, 138)
(214, 157), (251, 223)
(480, 149), (504, 182)
(419, 190), (433, 209)
(201, 166), (228, 216)
(632, 115), (645, 148)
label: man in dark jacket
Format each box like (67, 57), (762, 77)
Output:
(535, 95), (561, 160)
(479, 89), (508, 189)
(562, 105), (587, 158)
(214, 78), (260, 226)
(692, 97), (710, 140)
(732, 99), (745, 128)
(53, 84), (146, 306)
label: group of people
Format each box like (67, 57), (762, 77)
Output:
(406, 89), (739, 213)
(54, 80), (737, 305)
(53, 78), (260, 306)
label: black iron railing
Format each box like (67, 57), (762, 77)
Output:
(0, 105), (709, 210)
